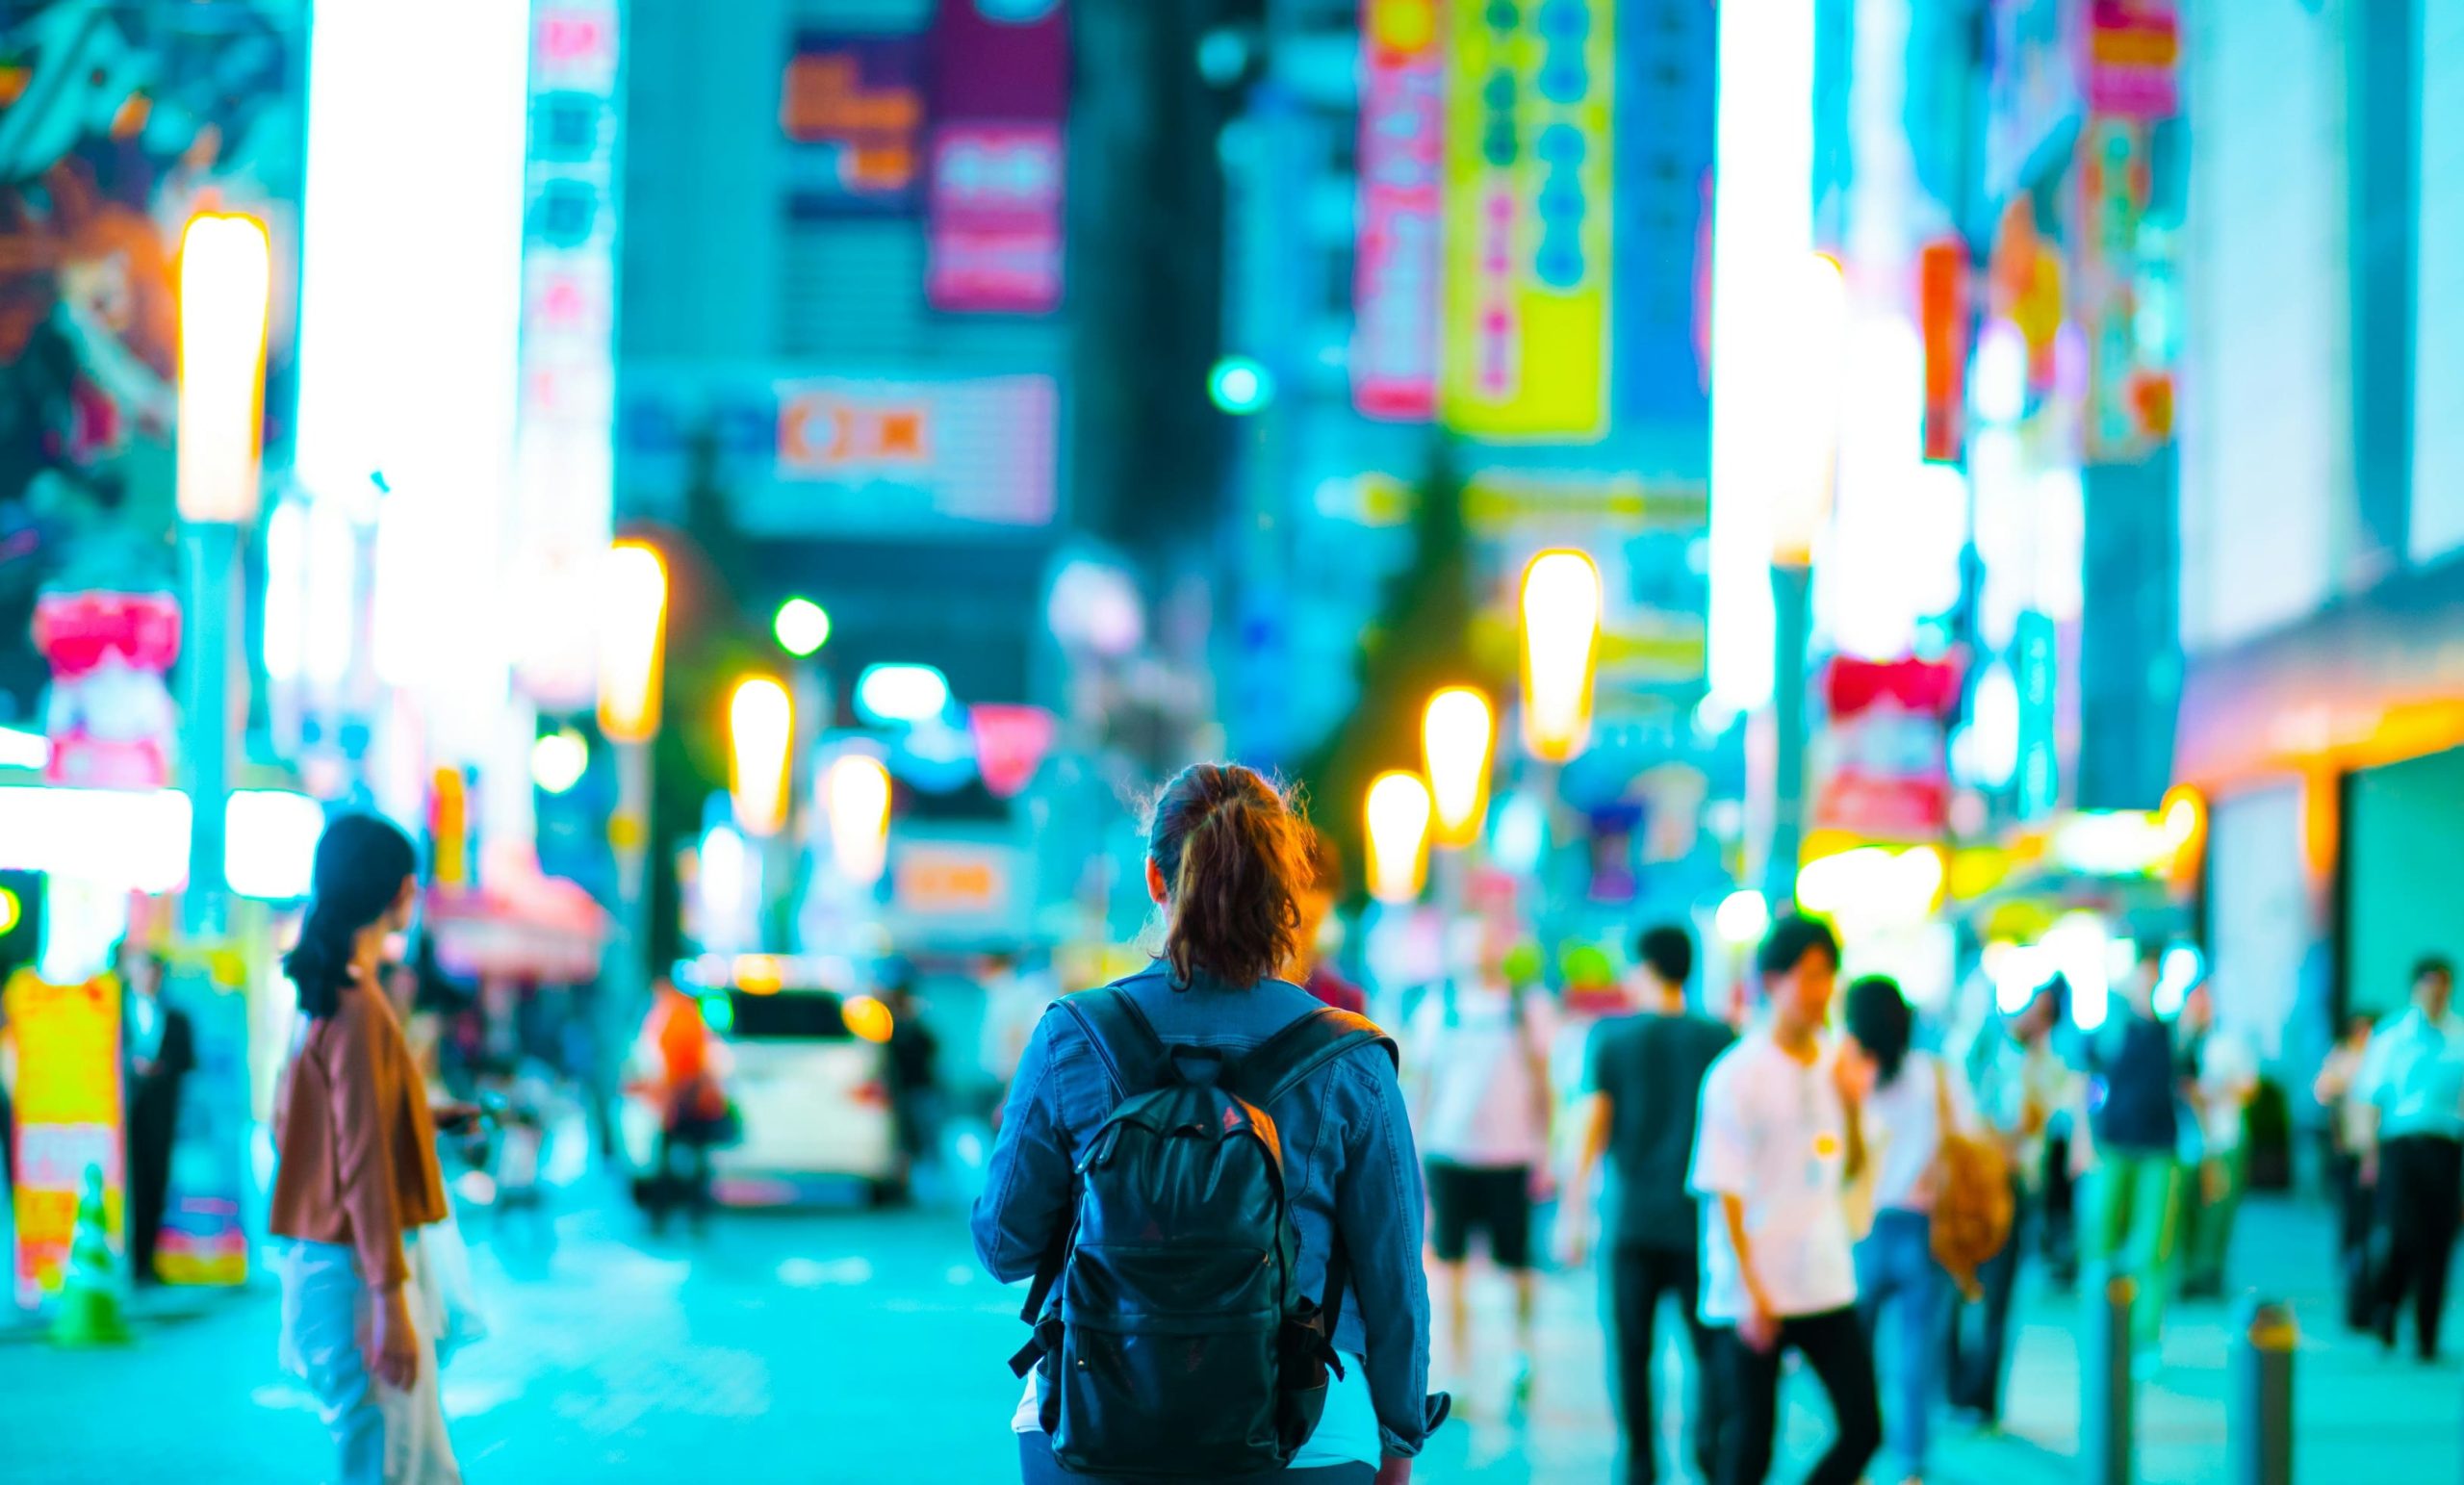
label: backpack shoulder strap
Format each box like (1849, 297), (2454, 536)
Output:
(1056, 984), (1171, 1101)
(1230, 1004), (1399, 1111)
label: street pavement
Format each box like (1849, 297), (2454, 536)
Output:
(4, 1187), (2458, 1482)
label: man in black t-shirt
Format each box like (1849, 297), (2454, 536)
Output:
(1566, 924), (1736, 1485)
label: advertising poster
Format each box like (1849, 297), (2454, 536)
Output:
(781, 32), (926, 218)
(1614, 0), (1715, 429)
(622, 367), (1059, 537)
(0, 0), (306, 726)
(926, 0), (1068, 315)
(153, 970), (248, 1286)
(1350, 0), (1444, 421)
(1439, 0), (1615, 442)
(6, 969), (124, 1307)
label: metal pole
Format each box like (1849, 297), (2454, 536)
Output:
(2229, 1296), (2295, 1485)
(179, 522), (238, 940)
(599, 737), (653, 1156)
(1766, 562), (1813, 908)
(2081, 1273), (2136, 1485)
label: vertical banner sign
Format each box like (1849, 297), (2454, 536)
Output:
(2085, 0), (2179, 120)
(155, 973), (248, 1285)
(1918, 239), (1970, 463)
(510, 0), (623, 710)
(926, 0), (1069, 315)
(1441, 0), (1615, 441)
(8, 971), (124, 1308)
(1616, 0), (1716, 429)
(1351, 0), (1444, 421)
(2076, 116), (2152, 461)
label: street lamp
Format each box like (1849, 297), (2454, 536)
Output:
(1421, 686), (1494, 849)
(1765, 252), (1850, 904)
(824, 752), (893, 887)
(595, 539), (667, 1130)
(1364, 770), (1433, 906)
(1519, 550), (1603, 763)
(728, 677), (795, 839)
(175, 211), (272, 939)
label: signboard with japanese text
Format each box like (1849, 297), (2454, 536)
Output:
(926, 0), (1069, 313)
(155, 971), (248, 1286)
(1614, 0), (1715, 428)
(511, 0), (623, 710)
(2076, 116), (2154, 460)
(1439, 0), (1615, 441)
(621, 368), (1058, 537)
(1351, 0), (1445, 420)
(7, 971), (123, 1308)
(2086, 0), (2179, 120)
(782, 33), (926, 218)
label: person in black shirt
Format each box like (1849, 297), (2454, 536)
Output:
(1565, 924), (1736, 1485)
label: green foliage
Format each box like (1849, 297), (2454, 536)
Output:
(1293, 447), (1497, 899)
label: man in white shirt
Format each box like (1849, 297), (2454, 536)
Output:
(1407, 920), (1556, 1407)
(2357, 956), (2464, 1360)
(1687, 914), (1881, 1485)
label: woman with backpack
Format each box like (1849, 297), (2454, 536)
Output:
(1842, 975), (1988, 1485)
(973, 763), (1447, 1485)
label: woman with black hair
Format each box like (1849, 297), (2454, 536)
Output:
(974, 763), (1445, 1484)
(269, 812), (459, 1484)
(1843, 974), (1975, 1485)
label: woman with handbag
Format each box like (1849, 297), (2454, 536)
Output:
(270, 813), (460, 1485)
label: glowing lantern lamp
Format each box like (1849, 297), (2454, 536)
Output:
(825, 753), (893, 886)
(1519, 549), (1604, 762)
(1364, 770), (1434, 906)
(598, 542), (668, 744)
(728, 677), (795, 838)
(1421, 686), (1494, 849)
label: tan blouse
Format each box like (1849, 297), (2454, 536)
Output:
(270, 978), (447, 1287)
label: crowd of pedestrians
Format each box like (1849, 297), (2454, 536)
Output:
(256, 765), (2464, 1485)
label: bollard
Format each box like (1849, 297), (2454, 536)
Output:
(2081, 1273), (2136, 1485)
(2229, 1297), (2296, 1485)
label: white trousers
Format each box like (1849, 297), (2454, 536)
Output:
(278, 1236), (462, 1485)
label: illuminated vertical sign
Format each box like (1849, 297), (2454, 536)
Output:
(510, 1), (623, 711)
(1440, 0), (1614, 442)
(2086, 0), (2178, 120)
(926, 0), (1070, 314)
(1351, 0), (1444, 421)
(1616, 0), (1716, 428)
(2076, 116), (2153, 460)
(1918, 239), (1971, 463)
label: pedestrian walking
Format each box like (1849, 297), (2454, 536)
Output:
(1564, 922), (1733, 1485)
(2177, 982), (2257, 1299)
(1293, 827), (1368, 1015)
(269, 813), (460, 1485)
(882, 960), (944, 1197)
(2079, 943), (2183, 1365)
(1689, 914), (1883, 1485)
(975, 762), (1446, 1485)
(2314, 1011), (2379, 1329)
(632, 977), (732, 1234)
(1948, 977), (2071, 1426)
(1843, 975), (1982, 1484)
(120, 943), (193, 1285)
(1407, 909), (1556, 1408)
(2357, 956), (2464, 1362)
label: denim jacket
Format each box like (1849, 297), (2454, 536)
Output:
(972, 965), (1443, 1459)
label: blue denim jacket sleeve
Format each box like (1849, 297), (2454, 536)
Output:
(1334, 1048), (1441, 1459)
(972, 1009), (1079, 1283)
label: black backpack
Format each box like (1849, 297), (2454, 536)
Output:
(1007, 986), (1396, 1479)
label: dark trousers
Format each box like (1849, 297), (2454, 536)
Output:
(1716, 1306), (1882, 1485)
(2376, 1134), (2464, 1357)
(1017, 1434), (1373, 1484)
(2332, 1149), (2377, 1330)
(127, 1088), (181, 1282)
(650, 1127), (715, 1232)
(1947, 1183), (2030, 1420)
(1609, 1243), (1721, 1485)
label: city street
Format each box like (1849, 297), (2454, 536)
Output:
(9, 1184), (2455, 1483)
